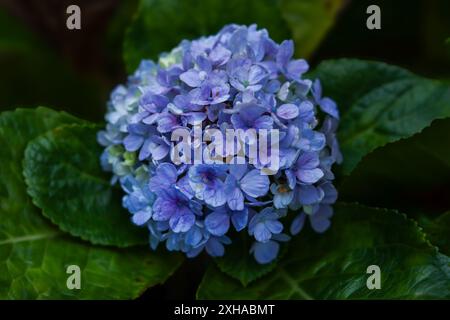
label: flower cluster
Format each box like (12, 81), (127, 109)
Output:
(98, 24), (342, 264)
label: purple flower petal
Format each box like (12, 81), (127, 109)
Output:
(123, 134), (144, 152)
(297, 168), (324, 184)
(205, 211), (230, 236)
(226, 185), (245, 211)
(265, 220), (283, 234)
(277, 103), (299, 120)
(180, 69), (203, 87)
(231, 209), (248, 231)
(310, 205), (333, 233)
(254, 115), (274, 129)
(248, 65), (267, 84)
(151, 142), (170, 161)
(253, 223), (272, 242)
(320, 97), (340, 119)
(298, 185), (324, 205)
(131, 210), (152, 226)
(205, 237), (225, 257)
(170, 212), (195, 233)
(287, 59), (309, 78)
(251, 240), (279, 264)
(290, 213), (306, 235)
(276, 40), (294, 69)
(138, 139), (153, 160)
(240, 169), (270, 198)
(203, 182), (227, 207)
(157, 113), (180, 133)
(296, 152), (320, 169)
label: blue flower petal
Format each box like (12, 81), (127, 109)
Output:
(310, 205), (333, 233)
(205, 211), (230, 236)
(231, 209), (248, 231)
(251, 240), (279, 264)
(240, 169), (270, 198)
(277, 103), (299, 120)
(290, 213), (306, 235)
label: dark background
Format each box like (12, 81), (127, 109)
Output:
(0, 0), (448, 299)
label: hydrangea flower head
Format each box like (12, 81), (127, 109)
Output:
(98, 24), (341, 264)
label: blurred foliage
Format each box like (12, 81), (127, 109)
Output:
(280, 0), (346, 58)
(104, 0), (139, 76)
(313, 0), (450, 78)
(0, 9), (103, 121)
(123, 0), (291, 72)
(123, 0), (345, 72)
(446, 38), (450, 60)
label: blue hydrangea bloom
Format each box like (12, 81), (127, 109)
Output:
(98, 24), (341, 264)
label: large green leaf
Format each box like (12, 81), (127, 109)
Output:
(123, 0), (290, 72)
(311, 59), (450, 174)
(280, 0), (345, 58)
(0, 108), (182, 299)
(340, 118), (450, 216)
(197, 203), (450, 299)
(23, 124), (147, 247)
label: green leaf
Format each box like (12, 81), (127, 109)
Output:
(311, 59), (450, 174)
(279, 0), (345, 58)
(420, 212), (450, 256)
(123, 0), (290, 72)
(197, 203), (450, 299)
(0, 108), (182, 299)
(309, 59), (414, 115)
(23, 124), (148, 247)
(214, 232), (284, 286)
(340, 118), (450, 216)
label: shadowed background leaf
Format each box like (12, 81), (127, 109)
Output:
(339, 118), (450, 216)
(280, 0), (346, 58)
(197, 203), (450, 299)
(213, 232), (286, 286)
